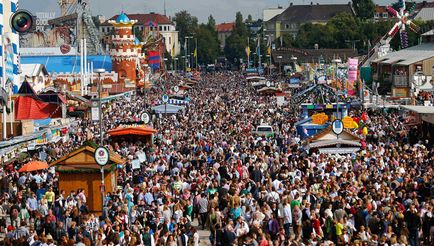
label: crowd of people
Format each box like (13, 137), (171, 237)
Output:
(0, 72), (433, 246)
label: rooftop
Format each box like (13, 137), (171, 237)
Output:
(267, 3), (354, 24)
(216, 22), (235, 33)
(101, 13), (172, 26)
(372, 43), (434, 66)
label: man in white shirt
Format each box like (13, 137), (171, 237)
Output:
(283, 198), (292, 237)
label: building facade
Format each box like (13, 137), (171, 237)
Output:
(1, 0), (20, 92)
(371, 42), (434, 97)
(101, 13), (180, 57)
(264, 3), (355, 40)
(216, 23), (235, 51)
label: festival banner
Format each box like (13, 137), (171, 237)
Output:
(347, 58), (358, 96)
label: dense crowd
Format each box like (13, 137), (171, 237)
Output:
(0, 72), (433, 246)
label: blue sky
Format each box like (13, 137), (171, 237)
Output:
(21, 0), (395, 23)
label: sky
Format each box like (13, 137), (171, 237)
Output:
(21, 0), (395, 23)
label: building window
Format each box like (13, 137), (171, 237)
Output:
(169, 37), (171, 44)
(374, 13), (380, 18)
(382, 12), (388, 18)
(159, 26), (162, 31)
(285, 24), (290, 29)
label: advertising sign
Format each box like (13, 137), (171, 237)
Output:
(94, 146), (110, 166)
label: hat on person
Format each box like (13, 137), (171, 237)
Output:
(46, 234), (53, 240)
(7, 225), (14, 231)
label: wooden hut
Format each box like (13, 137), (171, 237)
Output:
(50, 146), (123, 213)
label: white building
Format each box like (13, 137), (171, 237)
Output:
(100, 13), (180, 57)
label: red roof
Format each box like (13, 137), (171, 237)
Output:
(102, 13), (172, 26)
(15, 96), (62, 120)
(107, 125), (158, 137)
(216, 22), (235, 33)
(375, 6), (387, 13)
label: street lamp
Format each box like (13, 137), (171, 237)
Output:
(332, 58), (342, 90)
(174, 57), (179, 72)
(94, 68), (106, 208)
(265, 34), (274, 75)
(290, 56), (298, 74)
(277, 55), (283, 75)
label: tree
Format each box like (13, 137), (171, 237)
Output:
(224, 12), (249, 66)
(207, 15), (216, 32)
(196, 24), (219, 65)
(234, 12), (248, 37)
(352, 0), (376, 20)
(173, 10), (199, 43)
(327, 13), (362, 49)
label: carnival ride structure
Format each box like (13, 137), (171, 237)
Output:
(361, 0), (421, 67)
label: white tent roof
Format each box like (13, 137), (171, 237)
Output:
(400, 105), (434, 114)
(20, 64), (48, 77)
(151, 104), (185, 114)
(372, 43), (434, 65)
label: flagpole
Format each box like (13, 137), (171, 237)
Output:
(2, 35), (7, 140)
(247, 37), (250, 68)
(195, 38), (198, 70)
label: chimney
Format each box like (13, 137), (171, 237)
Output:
(311, 2), (313, 5)
(290, 2), (293, 7)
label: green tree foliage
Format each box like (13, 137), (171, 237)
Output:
(207, 15), (216, 32)
(224, 12), (249, 65)
(173, 10), (199, 42)
(234, 12), (248, 37)
(196, 24), (219, 65)
(352, 0), (376, 19)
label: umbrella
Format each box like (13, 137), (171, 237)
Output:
(18, 161), (49, 173)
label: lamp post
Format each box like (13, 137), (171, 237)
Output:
(290, 56), (298, 74)
(185, 36), (194, 69)
(276, 55), (283, 75)
(174, 57), (179, 72)
(95, 68), (106, 208)
(332, 58), (342, 90)
(265, 34), (274, 75)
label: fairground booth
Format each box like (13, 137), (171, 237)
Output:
(107, 123), (158, 143)
(50, 146), (123, 213)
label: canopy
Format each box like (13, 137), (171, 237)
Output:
(18, 161), (48, 172)
(15, 96), (62, 120)
(107, 125), (157, 137)
(151, 104), (185, 114)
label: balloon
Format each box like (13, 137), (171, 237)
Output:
(353, 117), (360, 124)
(362, 112), (368, 121)
(362, 126), (368, 136)
(353, 121), (359, 129)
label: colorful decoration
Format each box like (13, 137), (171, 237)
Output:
(312, 113), (329, 125)
(342, 116), (358, 129)
(361, 112), (368, 122)
(362, 126), (368, 136)
(386, 0), (420, 49)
